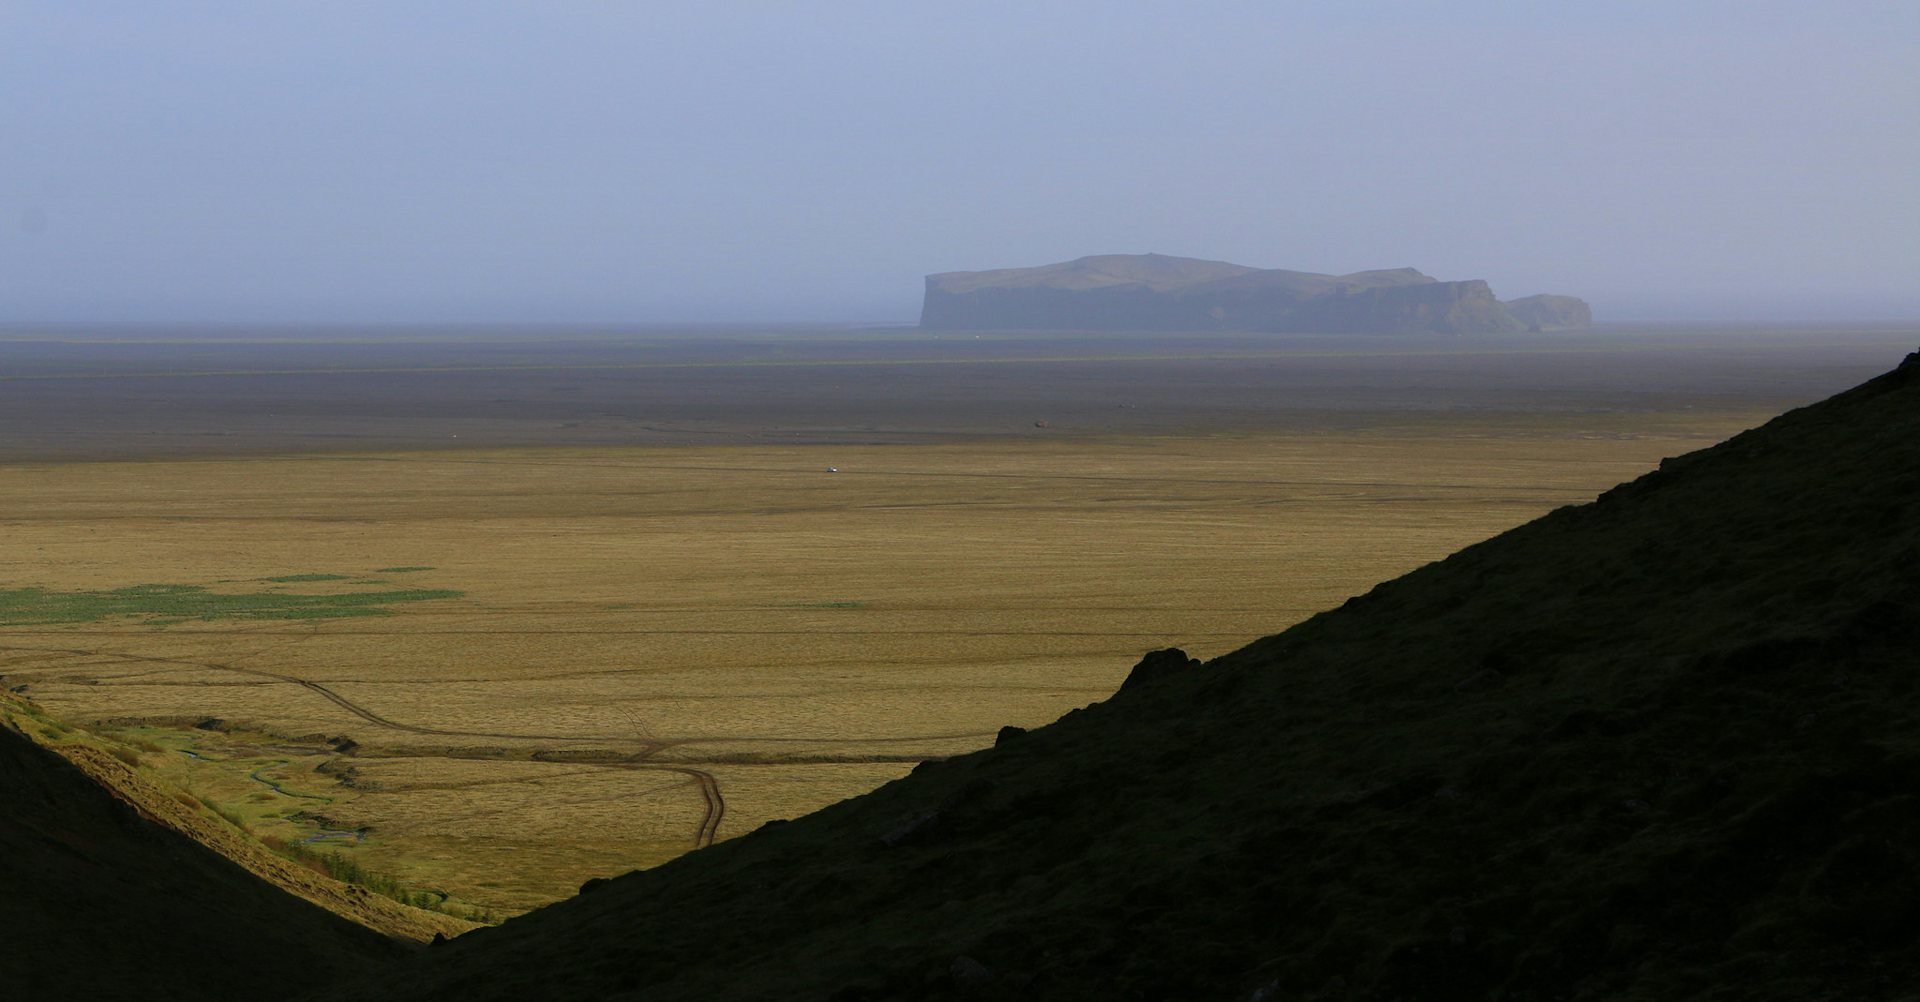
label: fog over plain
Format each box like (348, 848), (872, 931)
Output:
(2, 2), (1915, 325)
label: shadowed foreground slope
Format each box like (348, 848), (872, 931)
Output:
(333, 351), (1920, 1000)
(0, 720), (405, 1000)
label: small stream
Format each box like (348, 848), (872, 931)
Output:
(295, 828), (367, 845)
(247, 761), (332, 803)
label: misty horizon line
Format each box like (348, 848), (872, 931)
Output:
(4, 306), (1920, 332)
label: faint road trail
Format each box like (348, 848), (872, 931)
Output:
(631, 765), (726, 848)
(0, 641), (726, 847)
(0, 642), (645, 742)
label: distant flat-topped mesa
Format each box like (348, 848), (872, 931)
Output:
(920, 253), (1591, 334)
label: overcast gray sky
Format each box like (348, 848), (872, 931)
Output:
(2, 2), (1915, 324)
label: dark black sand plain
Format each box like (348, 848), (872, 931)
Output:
(2, 323), (1915, 460)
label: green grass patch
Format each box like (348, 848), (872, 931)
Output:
(260, 573), (352, 583)
(204, 799), (253, 832)
(261, 833), (488, 920)
(0, 582), (464, 626)
(791, 600), (866, 609)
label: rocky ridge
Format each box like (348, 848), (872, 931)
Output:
(920, 253), (1591, 334)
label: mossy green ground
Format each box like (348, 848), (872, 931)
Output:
(0, 581), (462, 626)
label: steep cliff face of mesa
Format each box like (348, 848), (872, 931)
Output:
(920, 254), (1584, 334)
(1292, 277), (1522, 334)
(1505, 293), (1594, 331)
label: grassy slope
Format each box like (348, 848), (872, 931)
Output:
(323, 348), (1914, 999)
(0, 712), (415, 1001)
(0, 696), (480, 942)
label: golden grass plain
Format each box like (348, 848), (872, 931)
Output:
(0, 411), (1769, 912)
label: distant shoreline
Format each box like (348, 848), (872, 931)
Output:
(0, 324), (1910, 463)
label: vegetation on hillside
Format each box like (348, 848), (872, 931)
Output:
(0, 689), (482, 935)
(0, 702), (410, 1002)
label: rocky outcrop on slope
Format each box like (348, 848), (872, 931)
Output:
(920, 253), (1588, 334)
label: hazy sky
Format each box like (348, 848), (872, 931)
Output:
(3, 2), (1916, 324)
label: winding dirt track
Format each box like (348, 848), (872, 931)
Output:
(644, 765), (726, 848)
(0, 641), (728, 848)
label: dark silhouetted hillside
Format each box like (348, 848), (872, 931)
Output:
(920, 253), (1590, 334)
(318, 349), (1920, 1000)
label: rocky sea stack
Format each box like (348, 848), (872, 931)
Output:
(920, 253), (1591, 334)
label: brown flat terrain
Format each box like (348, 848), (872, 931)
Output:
(1, 323), (1912, 914)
